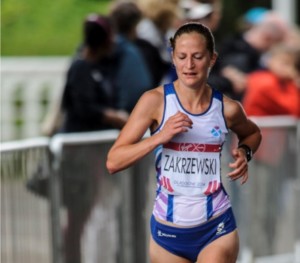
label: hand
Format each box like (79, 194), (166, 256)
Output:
(221, 66), (247, 94)
(103, 109), (129, 129)
(158, 111), (193, 144)
(227, 148), (248, 184)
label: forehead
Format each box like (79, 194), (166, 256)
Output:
(272, 51), (295, 62)
(174, 32), (207, 50)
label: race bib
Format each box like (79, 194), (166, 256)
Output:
(160, 142), (221, 196)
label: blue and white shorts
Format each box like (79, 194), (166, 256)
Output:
(151, 208), (237, 262)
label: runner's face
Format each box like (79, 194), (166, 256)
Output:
(172, 32), (214, 87)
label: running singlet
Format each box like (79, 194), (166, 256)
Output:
(152, 83), (232, 226)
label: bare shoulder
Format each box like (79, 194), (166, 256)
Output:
(140, 86), (164, 106)
(113, 86), (165, 144)
(134, 86), (164, 118)
(222, 95), (246, 129)
(223, 95), (243, 113)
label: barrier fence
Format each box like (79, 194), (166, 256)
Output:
(1, 57), (69, 142)
(1, 117), (300, 263)
(1, 138), (51, 263)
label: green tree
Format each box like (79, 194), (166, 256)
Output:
(1, 0), (111, 55)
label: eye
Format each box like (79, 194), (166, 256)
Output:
(177, 54), (186, 60)
(194, 54), (203, 59)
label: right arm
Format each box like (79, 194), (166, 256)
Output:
(106, 88), (193, 174)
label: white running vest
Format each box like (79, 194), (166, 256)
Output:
(152, 83), (231, 226)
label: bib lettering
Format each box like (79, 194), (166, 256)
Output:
(160, 143), (221, 196)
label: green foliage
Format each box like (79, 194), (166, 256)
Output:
(1, 0), (111, 56)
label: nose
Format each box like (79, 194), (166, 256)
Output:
(186, 57), (194, 68)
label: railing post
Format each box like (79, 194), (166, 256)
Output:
(295, 121), (300, 257)
(297, 120), (300, 182)
(118, 168), (135, 263)
(239, 247), (254, 263)
(49, 147), (64, 263)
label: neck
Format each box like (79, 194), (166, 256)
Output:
(174, 80), (211, 112)
(82, 47), (103, 62)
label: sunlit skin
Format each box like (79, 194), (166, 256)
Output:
(172, 32), (217, 91)
(171, 32), (217, 115)
(106, 29), (262, 263)
(267, 53), (298, 81)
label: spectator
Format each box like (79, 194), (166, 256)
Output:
(284, 25), (300, 51)
(243, 44), (300, 117)
(109, 0), (153, 112)
(242, 42), (300, 170)
(60, 14), (128, 133)
(242, 44), (300, 256)
(236, 7), (268, 32)
(57, 14), (128, 263)
(208, 11), (289, 101)
(136, 0), (181, 84)
(180, 0), (223, 32)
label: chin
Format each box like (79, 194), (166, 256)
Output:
(184, 77), (205, 85)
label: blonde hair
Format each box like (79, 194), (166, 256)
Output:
(137, 0), (181, 30)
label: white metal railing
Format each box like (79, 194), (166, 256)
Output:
(1, 57), (300, 262)
(1, 57), (70, 142)
(1, 118), (300, 263)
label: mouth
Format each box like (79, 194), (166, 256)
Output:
(183, 72), (197, 76)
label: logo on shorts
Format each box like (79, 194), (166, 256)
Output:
(216, 222), (226, 235)
(157, 230), (176, 238)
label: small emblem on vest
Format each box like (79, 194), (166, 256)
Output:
(211, 126), (222, 138)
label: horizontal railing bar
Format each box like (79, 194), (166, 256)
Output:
(50, 130), (120, 155)
(1, 56), (70, 73)
(0, 137), (50, 152)
(250, 116), (299, 128)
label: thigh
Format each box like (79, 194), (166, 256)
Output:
(197, 229), (239, 263)
(149, 237), (192, 263)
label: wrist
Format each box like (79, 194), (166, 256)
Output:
(238, 144), (253, 162)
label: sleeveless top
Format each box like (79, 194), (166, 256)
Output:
(151, 83), (232, 226)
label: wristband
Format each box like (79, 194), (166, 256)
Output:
(238, 144), (253, 162)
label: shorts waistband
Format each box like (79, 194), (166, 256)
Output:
(151, 208), (234, 235)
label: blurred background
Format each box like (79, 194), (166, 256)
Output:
(1, 0), (299, 141)
(1, 0), (299, 56)
(1, 0), (300, 263)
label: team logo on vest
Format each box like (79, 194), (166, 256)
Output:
(211, 126), (222, 138)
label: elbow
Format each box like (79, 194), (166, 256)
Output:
(106, 155), (124, 174)
(106, 159), (118, 174)
(258, 131), (262, 145)
(255, 124), (263, 143)
(106, 147), (125, 174)
(257, 130), (263, 149)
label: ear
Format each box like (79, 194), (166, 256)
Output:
(210, 52), (218, 68)
(171, 51), (176, 67)
(207, 52), (218, 77)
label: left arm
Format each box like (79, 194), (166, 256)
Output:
(223, 96), (262, 184)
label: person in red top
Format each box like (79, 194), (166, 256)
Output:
(243, 44), (300, 117)
(242, 43), (299, 165)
